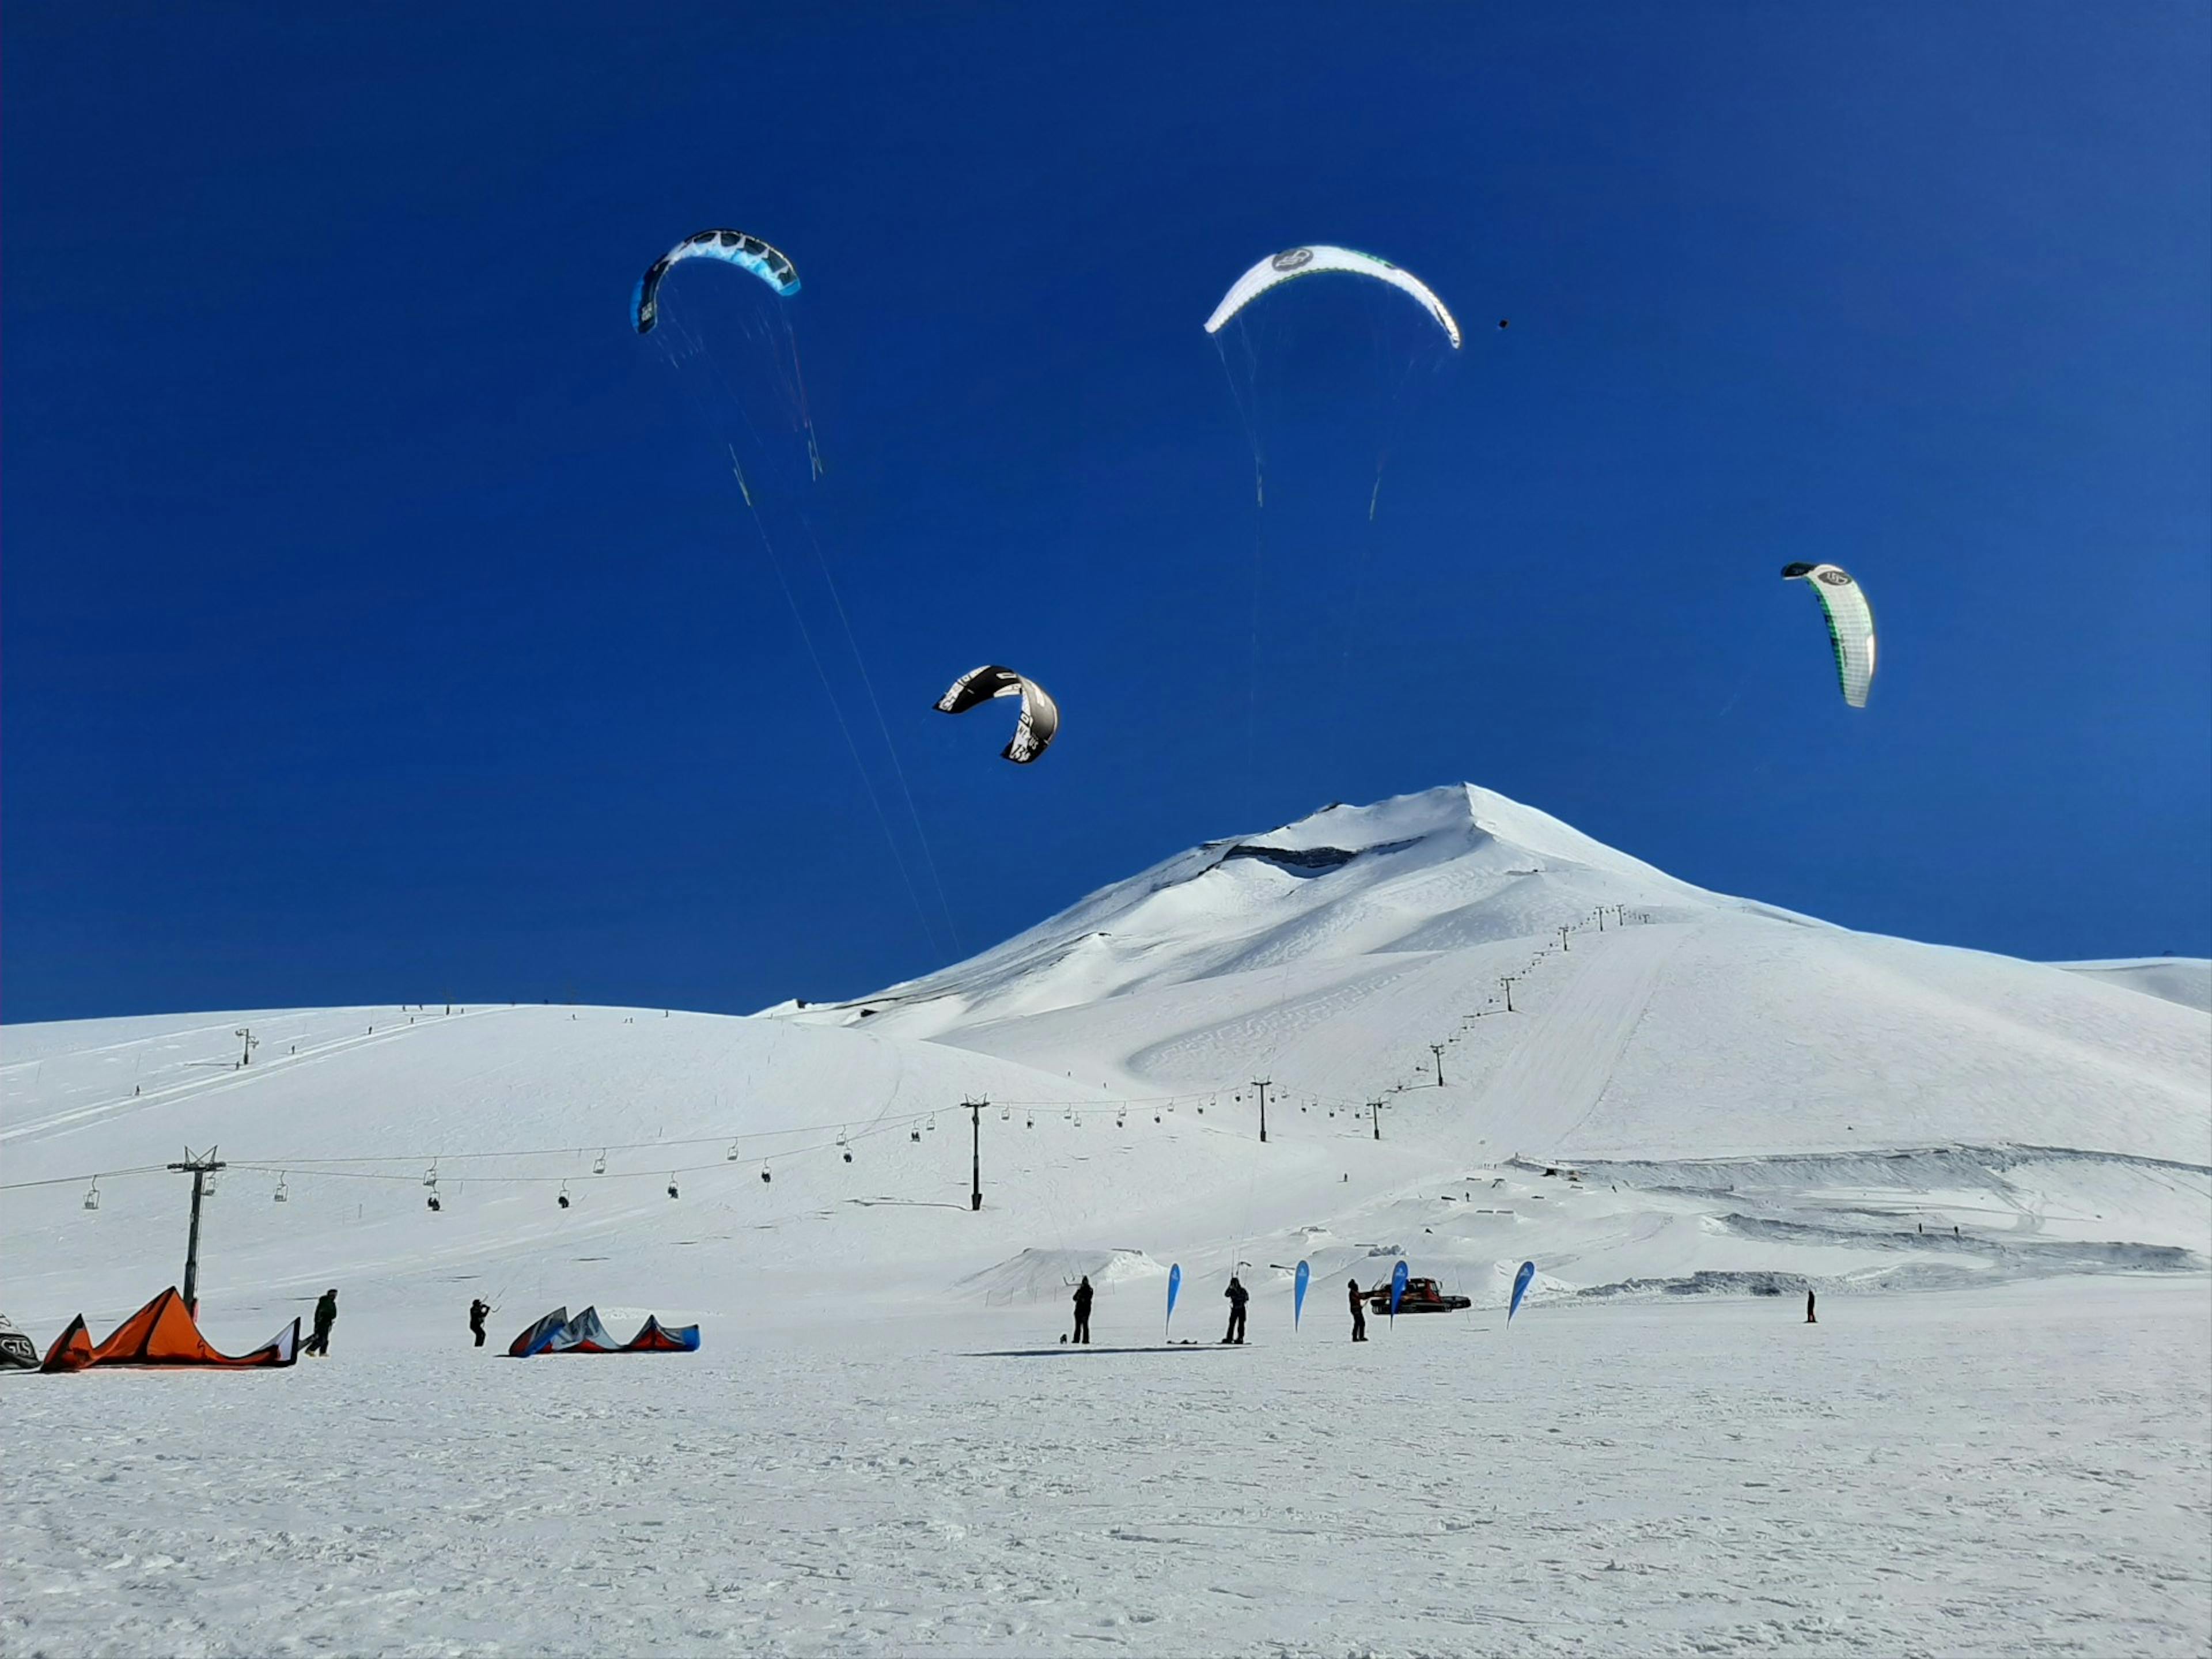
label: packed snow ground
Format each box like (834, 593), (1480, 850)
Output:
(3, 783), (2207, 1654)
(5, 1281), (2206, 1657)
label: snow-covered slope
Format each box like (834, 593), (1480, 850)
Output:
(2054, 956), (2212, 1013)
(4, 785), (2206, 1353)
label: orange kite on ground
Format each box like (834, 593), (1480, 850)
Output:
(40, 1287), (300, 1372)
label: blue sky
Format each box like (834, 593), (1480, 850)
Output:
(5, 3), (2207, 1022)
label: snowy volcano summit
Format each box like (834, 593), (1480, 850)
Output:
(786, 784), (1796, 1037)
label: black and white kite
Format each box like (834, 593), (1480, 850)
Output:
(934, 665), (1059, 764)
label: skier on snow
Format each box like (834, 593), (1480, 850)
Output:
(1071, 1277), (1093, 1345)
(468, 1298), (491, 1347)
(1222, 1275), (1249, 1345)
(1348, 1278), (1368, 1343)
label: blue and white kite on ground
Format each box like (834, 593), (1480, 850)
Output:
(1509, 1260), (1536, 1323)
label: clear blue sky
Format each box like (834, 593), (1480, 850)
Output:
(5, 3), (2207, 1022)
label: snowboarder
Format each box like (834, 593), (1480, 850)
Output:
(1805, 1289), (1817, 1324)
(1071, 1277), (1093, 1346)
(1349, 1278), (1368, 1342)
(305, 1287), (339, 1357)
(1221, 1275), (1249, 1344)
(468, 1298), (490, 1348)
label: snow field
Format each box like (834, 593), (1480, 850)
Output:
(3, 1278), (2205, 1657)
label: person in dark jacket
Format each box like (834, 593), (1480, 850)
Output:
(1222, 1275), (1249, 1344)
(1805, 1289), (1817, 1324)
(1349, 1278), (1368, 1342)
(468, 1298), (491, 1347)
(1071, 1277), (1093, 1345)
(305, 1288), (338, 1357)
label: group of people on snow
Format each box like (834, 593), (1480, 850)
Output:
(1065, 1272), (1377, 1344)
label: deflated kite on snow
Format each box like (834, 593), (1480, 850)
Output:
(934, 666), (1059, 764)
(507, 1305), (700, 1357)
(632, 229), (800, 334)
(1781, 562), (1877, 709)
(1205, 246), (1462, 349)
(40, 1287), (298, 1372)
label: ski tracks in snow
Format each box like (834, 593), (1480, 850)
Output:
(1470, 923), (1688, 1158)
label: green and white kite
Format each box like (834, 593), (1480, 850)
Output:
(1782, 562), (1876, 709)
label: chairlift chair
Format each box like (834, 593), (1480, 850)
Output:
(84, 1176), (100, 1212)
(274, 1174), (289, 1203)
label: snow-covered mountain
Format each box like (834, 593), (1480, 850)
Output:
(783, 784), (2210, 1172)
(4, 783), (2206, 1349)
(777, 785), (1805, 1036)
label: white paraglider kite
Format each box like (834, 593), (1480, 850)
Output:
(1781, 562), (1877, 709)
(1205, 245), (1463, 349)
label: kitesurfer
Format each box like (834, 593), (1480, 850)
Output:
(1222, 1275), (1249, 1344)
(1805, 1289), (1817, 1324)
(1349, 1278), (1368, 1342)
(1071, 1277), (1093, 1345)
(305, 1287), (339, 1357)
(468, 1298), (490, 1348)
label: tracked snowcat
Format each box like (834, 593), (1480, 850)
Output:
(1365, 1276), (1471, 1315)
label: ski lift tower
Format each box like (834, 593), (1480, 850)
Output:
(167, 1147), (227, 1315)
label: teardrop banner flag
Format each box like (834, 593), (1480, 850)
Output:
(1509, 1260), (1536, 1323)
(1293, 1260), (1310, 1331)
(1389, 1260), (1410, 1322)
(1165, 1264), (1181, 1336)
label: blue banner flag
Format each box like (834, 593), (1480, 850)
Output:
(1389, 1260), (1410, 1321)
(1509, 1260), (1536, 1323)
(1294, 1260), (1310, 1331)
(1166, 1264), (1181, 1335)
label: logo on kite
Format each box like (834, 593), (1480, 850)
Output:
(1271, 248), (1316, 272)
(1818, 569), (1854, 587)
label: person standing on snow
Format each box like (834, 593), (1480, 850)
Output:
(305, 1287), (339, 1357)
(1348, 1278), (1368, 1343)
(468, 1298), (490, 1348)
(1071, 1277), (1093, 1346)
(1805, 1289), (1817, 1324)
(1221, 1275), (1249, 1344)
